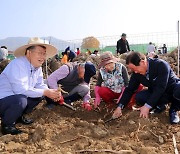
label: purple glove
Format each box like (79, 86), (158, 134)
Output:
(94, 86), (101, 108)
(82, 102), (92, 111)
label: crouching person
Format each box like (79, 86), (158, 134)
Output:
(0, 37), (61, 135)
(94, 51), (129, 109)
(113, 52), (180, 124)
(46, 61), (96, 111)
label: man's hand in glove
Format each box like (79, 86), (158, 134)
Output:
(82, 102), (92, 111)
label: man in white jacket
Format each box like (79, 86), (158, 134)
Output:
(0, 37), (61, 135)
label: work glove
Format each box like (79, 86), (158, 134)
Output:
(94, 86), (101, 108)
(82, 102), (92, 111)
(116, 86), (125, 104)
(58, 95), (64, 105)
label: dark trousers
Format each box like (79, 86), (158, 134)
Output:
(170, 81), (180, 111)
(135, 90), (169, 107)
(135, 85), (180, 112)
(45, 96), (58, 105)
(0, 94), (43, 126)
(173, 81), (180, 101)
(45, 92), (82, 105)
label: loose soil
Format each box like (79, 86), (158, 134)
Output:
(0, 50), (180, 153)
(0, 101), (180, 153)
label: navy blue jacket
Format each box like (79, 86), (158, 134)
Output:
(118, 58), (180, 108)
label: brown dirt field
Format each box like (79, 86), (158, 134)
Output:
(0, 99), (180, 153)
(0, 51), (180, 153)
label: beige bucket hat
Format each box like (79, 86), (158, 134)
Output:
(98, 51), (118, 68)
(14, 37), (57, 59)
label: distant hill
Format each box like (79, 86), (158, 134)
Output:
(0, 37), (81, 52)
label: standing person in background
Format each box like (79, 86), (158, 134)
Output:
(76, 48), (81, 56)
(116, 33), (130, 55)
(147, 42), (156, 57)
(162, 44), (167, 54)
(0, 46), (8, 61)
(0, 37), (61, 135)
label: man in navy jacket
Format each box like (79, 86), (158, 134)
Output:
(113, 52), (180, 124)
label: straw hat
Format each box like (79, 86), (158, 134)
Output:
(14, 37), (57, 59)
(98, 51), (118, 68)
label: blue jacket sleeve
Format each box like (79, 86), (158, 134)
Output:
(118, 73), (140, 108)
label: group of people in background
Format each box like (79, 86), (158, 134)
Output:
(147, 42), (168, 57)
(116, 33), (168, 57)
(60, 46), (100, 64)
(0, 36), (179, 136)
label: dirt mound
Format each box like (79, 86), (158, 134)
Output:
(158, 48), (179, 76)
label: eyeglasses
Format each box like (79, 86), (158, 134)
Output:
(36, 51), (46, 57)
(32, 50), (46, 57)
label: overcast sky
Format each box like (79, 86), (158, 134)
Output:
(0, 0), (180, 40)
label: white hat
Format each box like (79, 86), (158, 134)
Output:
(14, 37), (57, 59)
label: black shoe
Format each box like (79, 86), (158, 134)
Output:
(1, 125), (23, 135)
(16, 116), (33, 125)
(64, 99), (73, 105)
(150, 105), (166, 114)
(169, 111), (180, 124)
(64, 93), (82, 103)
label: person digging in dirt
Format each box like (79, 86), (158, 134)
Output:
(0, 37), (61, 135)
(113, 51), (180, 124)
(94, 51), (130, 109)
(46, 61), (96, 111)
(94, 51), (143, 111)
(94, 51), (128, 108)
